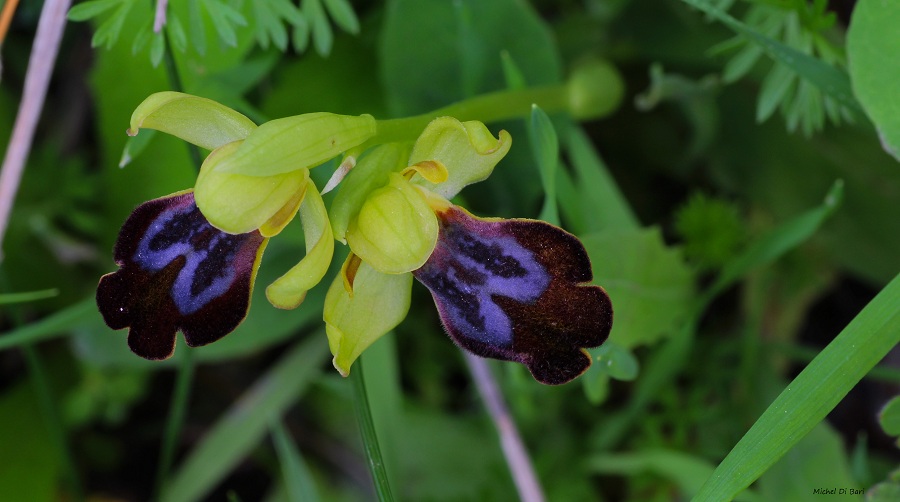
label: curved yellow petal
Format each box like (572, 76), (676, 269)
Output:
(129, 92), (257, 150)
(195, 141), (309, 235)
(408, 117), (511, 199)
(265, 181), (335, 309)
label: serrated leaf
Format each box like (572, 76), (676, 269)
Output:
(150, 32), (165, 67)
(756, 63), (795, 123)
(67, 0), (121, 21)
(91, 3), (130, 49)
(291, 15), (310, 53)
(168, 15), (188, 53)
(189, 0), (208, 55)
(304, 0), (333, 56)
(202, 0), (246, 47)
(722, 43), (763, 83)
(323, 0), (359, 34)
(683, 0), (861, 114)
(581, 227), (694, 348)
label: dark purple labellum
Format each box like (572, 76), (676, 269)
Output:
(97, 192), (266, 360)
(413, 205), (612, 385)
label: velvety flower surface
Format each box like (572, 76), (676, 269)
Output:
(97, 192), (266, 359)
(412, 205), (613, 385)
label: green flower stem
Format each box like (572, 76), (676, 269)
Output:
(351, 358), (395, 502)
(154, 347), (196, 498)
(369, 84), (569, 147)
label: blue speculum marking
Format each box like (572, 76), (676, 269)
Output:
(135, 198), (245, 315)
(415, 207), (550, 347)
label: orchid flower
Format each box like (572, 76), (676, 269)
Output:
(98, 73), (618, 383)
(324, 117), (612, 384)
(97, 92), (373, 358)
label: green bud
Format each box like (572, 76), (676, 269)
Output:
(213, 113), (377, 177)
(408, 117), (511, 199)
(346, 173), (438, 274)
(128, 92), (257, 150)
(566, 59), (625, 120)
(195, 141), (309, 235)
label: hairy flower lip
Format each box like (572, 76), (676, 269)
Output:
(96, 191), (267, 360)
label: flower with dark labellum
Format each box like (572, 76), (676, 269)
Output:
(97, 192), (267, 360)
(412, 205), (613, 385)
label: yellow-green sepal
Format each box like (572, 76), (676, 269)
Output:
(213, 113), (377, 177)
(128, 92), (257, 150)
(346, 174), (438, 274)
(408, 117), (511, 199)
(195, 141), (309, 235)
(265, 181), (335, 309)
(329, 144), (408, 242)
(324, 259), (413, 376)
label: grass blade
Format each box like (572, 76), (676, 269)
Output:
(0, 297), (99, 350)
(352, 357), (395, 502)
(161, 335), (327, 502)
(694, 271), (900, 501)
(271, 421), (321, 502)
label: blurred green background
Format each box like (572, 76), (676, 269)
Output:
(1, 0), (898, 500)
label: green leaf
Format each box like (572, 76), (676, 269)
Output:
(161, 336), (327, 502)
(527, 105), (560, 225)
(380, 0), (561, 115)
(563, 127), (639, 232)
(201, 0), (247, 47)
(683, 0), (861, 116)
(706, 180), (843, 301)
(847, 0), (900, 161)
(586, 449), (758, 501)
(118, 129), (156, 168)
(756, 423), (858, 502)
(594, 342), (639, 381)
(869, 483), (900, 502)
(67, 0), (121, 21)
(0, 298), (99, 351)
(581, 227), (695, 348)
(322, 0), (359, 34)
(0, 288), (59, 305)
(879, 396), (900, 437)
(693, 271), (900, 501)
(304, 0), (333, 57)
(756, 63), (795, 123)
(270, 422), (321, 502)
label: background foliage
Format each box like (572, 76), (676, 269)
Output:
(1, 0), (899, 500)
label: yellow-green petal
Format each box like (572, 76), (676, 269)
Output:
(408, 117), (512, 199)
(329, 143), (408, 242)
(324, 259), (413, 376)
(128, 92), (257, 150)
(214, 113), (377, 177)
(266, 181), (335, 309)
(195, 141), (309, 235)
(346, 174), (438, 274)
